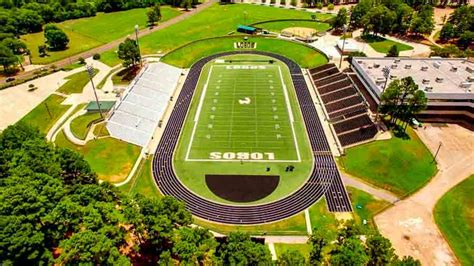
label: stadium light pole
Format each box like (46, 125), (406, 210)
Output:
(338, 24), (347, 69)
(87, 65), (103, 119)
(134, 25), (142, 66)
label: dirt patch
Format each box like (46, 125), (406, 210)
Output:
(282, 27), (316, 38)
(205, 174), (279, 202)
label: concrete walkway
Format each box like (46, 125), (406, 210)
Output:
(375, 124), (474, 265)
(341, 173), (400, 204)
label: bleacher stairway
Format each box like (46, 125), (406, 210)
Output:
(309, 64), (378, 147)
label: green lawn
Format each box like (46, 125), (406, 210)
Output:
(102, 3), (332, 64)
(57, 69), (98, 94)
(253, 20), (331, 33)
(347, 186), (391, 228)
(308, 198), (339, 238)
(21, 7), (182, 64)
(339, 127), (437, 197)
(274, 244), (311, 259)
(55, 130), (141, 183)
(173, 55), (314, 205)
(160, 36), (328, 68)
(194, 212), (307, 236)
(434, 175), (474, 266)
(119, 158), (162, 199)
(19, 94), (71, 134)
(361, 34), (413, 54)
(69, 112), (102, 140)
(99, 50), (122, 67)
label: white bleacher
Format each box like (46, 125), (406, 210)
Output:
(107, 62), (181, 147)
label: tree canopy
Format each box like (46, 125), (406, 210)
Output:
(118, 38), (141, 68)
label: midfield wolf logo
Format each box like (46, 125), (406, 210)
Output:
(238, 97), (251, 105)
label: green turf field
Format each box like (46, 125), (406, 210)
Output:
(434, 175), (474, 265)
(160, 36), (328, 68)
(173, 54), (314, 205)
(186, 62), (299, 162)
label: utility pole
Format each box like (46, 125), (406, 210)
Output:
(44, 102), (52, 119)
(134, 25), (142, 66)
(431, 142), (442, 164)
(339, 24), (347, 69)
(86, 65), (103, 119)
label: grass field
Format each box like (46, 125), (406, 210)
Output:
(57, 69), (97, 94)
(101, 3), (332, 66)
(339, 127), (436, 197)
(119, 158), (163, 199)
(194, 212), (307, 236)
(434, 175), (474, 265)
(253, 20), (331, 33)
(70, 112), (102, 140)
(19, 94), (71, 134)
(347, 186), (390, 227)
(361, 34), (413, 54)
(186, 62), (299, 161)
(274, 244), (311, 259)
(55, 130), (140, 183)
(22, 7), (182, 64)
(173, 54), (314, 205)
(160, 36), (328, 68)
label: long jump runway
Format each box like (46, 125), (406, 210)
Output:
(152, 51), (351, 224)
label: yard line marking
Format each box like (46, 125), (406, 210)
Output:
(185, 66), (214, 160)
(277, 65), (301, 162)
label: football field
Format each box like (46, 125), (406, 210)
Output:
(185, 61), (301, 162)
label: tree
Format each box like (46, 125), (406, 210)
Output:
(44, 25), (69, 50)
(56, 148), (97, 186)
(147, 4), (162, 26)
(409, 5), (434, 35)
(308, 229), (329, 264)
(117, 38), (140, 68)
(0, 44), (18, 71)
(332, 8), (348, 31)
(394, 256), (422, 265)
(350, 0), (374, 29)
(387, 44), (399, 57)
(379, 77), (427, 130)
(181, 0), (192, 11)
(56, 230), (130, 265)
(439, 22), (456, 42)
(290, 0), (297, 6)
(38, 45), (47, 57)
(393, 3), (414, 34)
(330, 237), (369, 266)
(366, 234), (397, 265)
(216, 232), (272, 265)
(172, 227), (217, 264)
(458, 31), (474, 49)
(1, 38), (27, 55)
(277, 249), (306, 266)
(362, 5), (396, 36)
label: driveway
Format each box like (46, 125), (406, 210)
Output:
(375, 124), (474, 265)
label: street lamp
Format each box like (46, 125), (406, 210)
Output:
(339, 24), (348, 69)
(134, 25), (142, 66)
(86, 64), (103, 119)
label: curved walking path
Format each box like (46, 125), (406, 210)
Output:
(375, 124), (474, 265)
(1, 0), (217, 84)
(341, 172), (400, 204)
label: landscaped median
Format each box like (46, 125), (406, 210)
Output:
(69, 112), (102, 140)
(361, 34), (413, 54)
(338, 126), (437, 197)
(434, 175), (474, 266)
(19, 94), (71, 134)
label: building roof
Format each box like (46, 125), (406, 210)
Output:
(237, 25), (257, 32)
(86, 101), (116, 112)
(352, 57), (474, 101)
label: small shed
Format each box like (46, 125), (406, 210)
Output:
(237, 25), (257, 35)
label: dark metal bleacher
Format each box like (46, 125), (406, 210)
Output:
(309, 63), (378, 147)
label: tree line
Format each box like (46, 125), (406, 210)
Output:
(439, 5), (473, 49)
(0, 122), (422, 264)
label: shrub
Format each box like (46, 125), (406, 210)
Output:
(270, 0), (276, 4)
(290, 0), (297, 6)
(347, 51), (367, 63)
(327, 3), (334, 10)
(78, 57), (85, 64)
(280, 0), (286, 5)
(316, 2), (323, 9)
(93, 53), (101, 60)
(387, 45), (399, 57)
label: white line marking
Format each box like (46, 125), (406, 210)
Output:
(185, 66), (214, 160)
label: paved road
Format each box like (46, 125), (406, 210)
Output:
(1, 1), (216, 84)
(341, 173), (400, 204)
